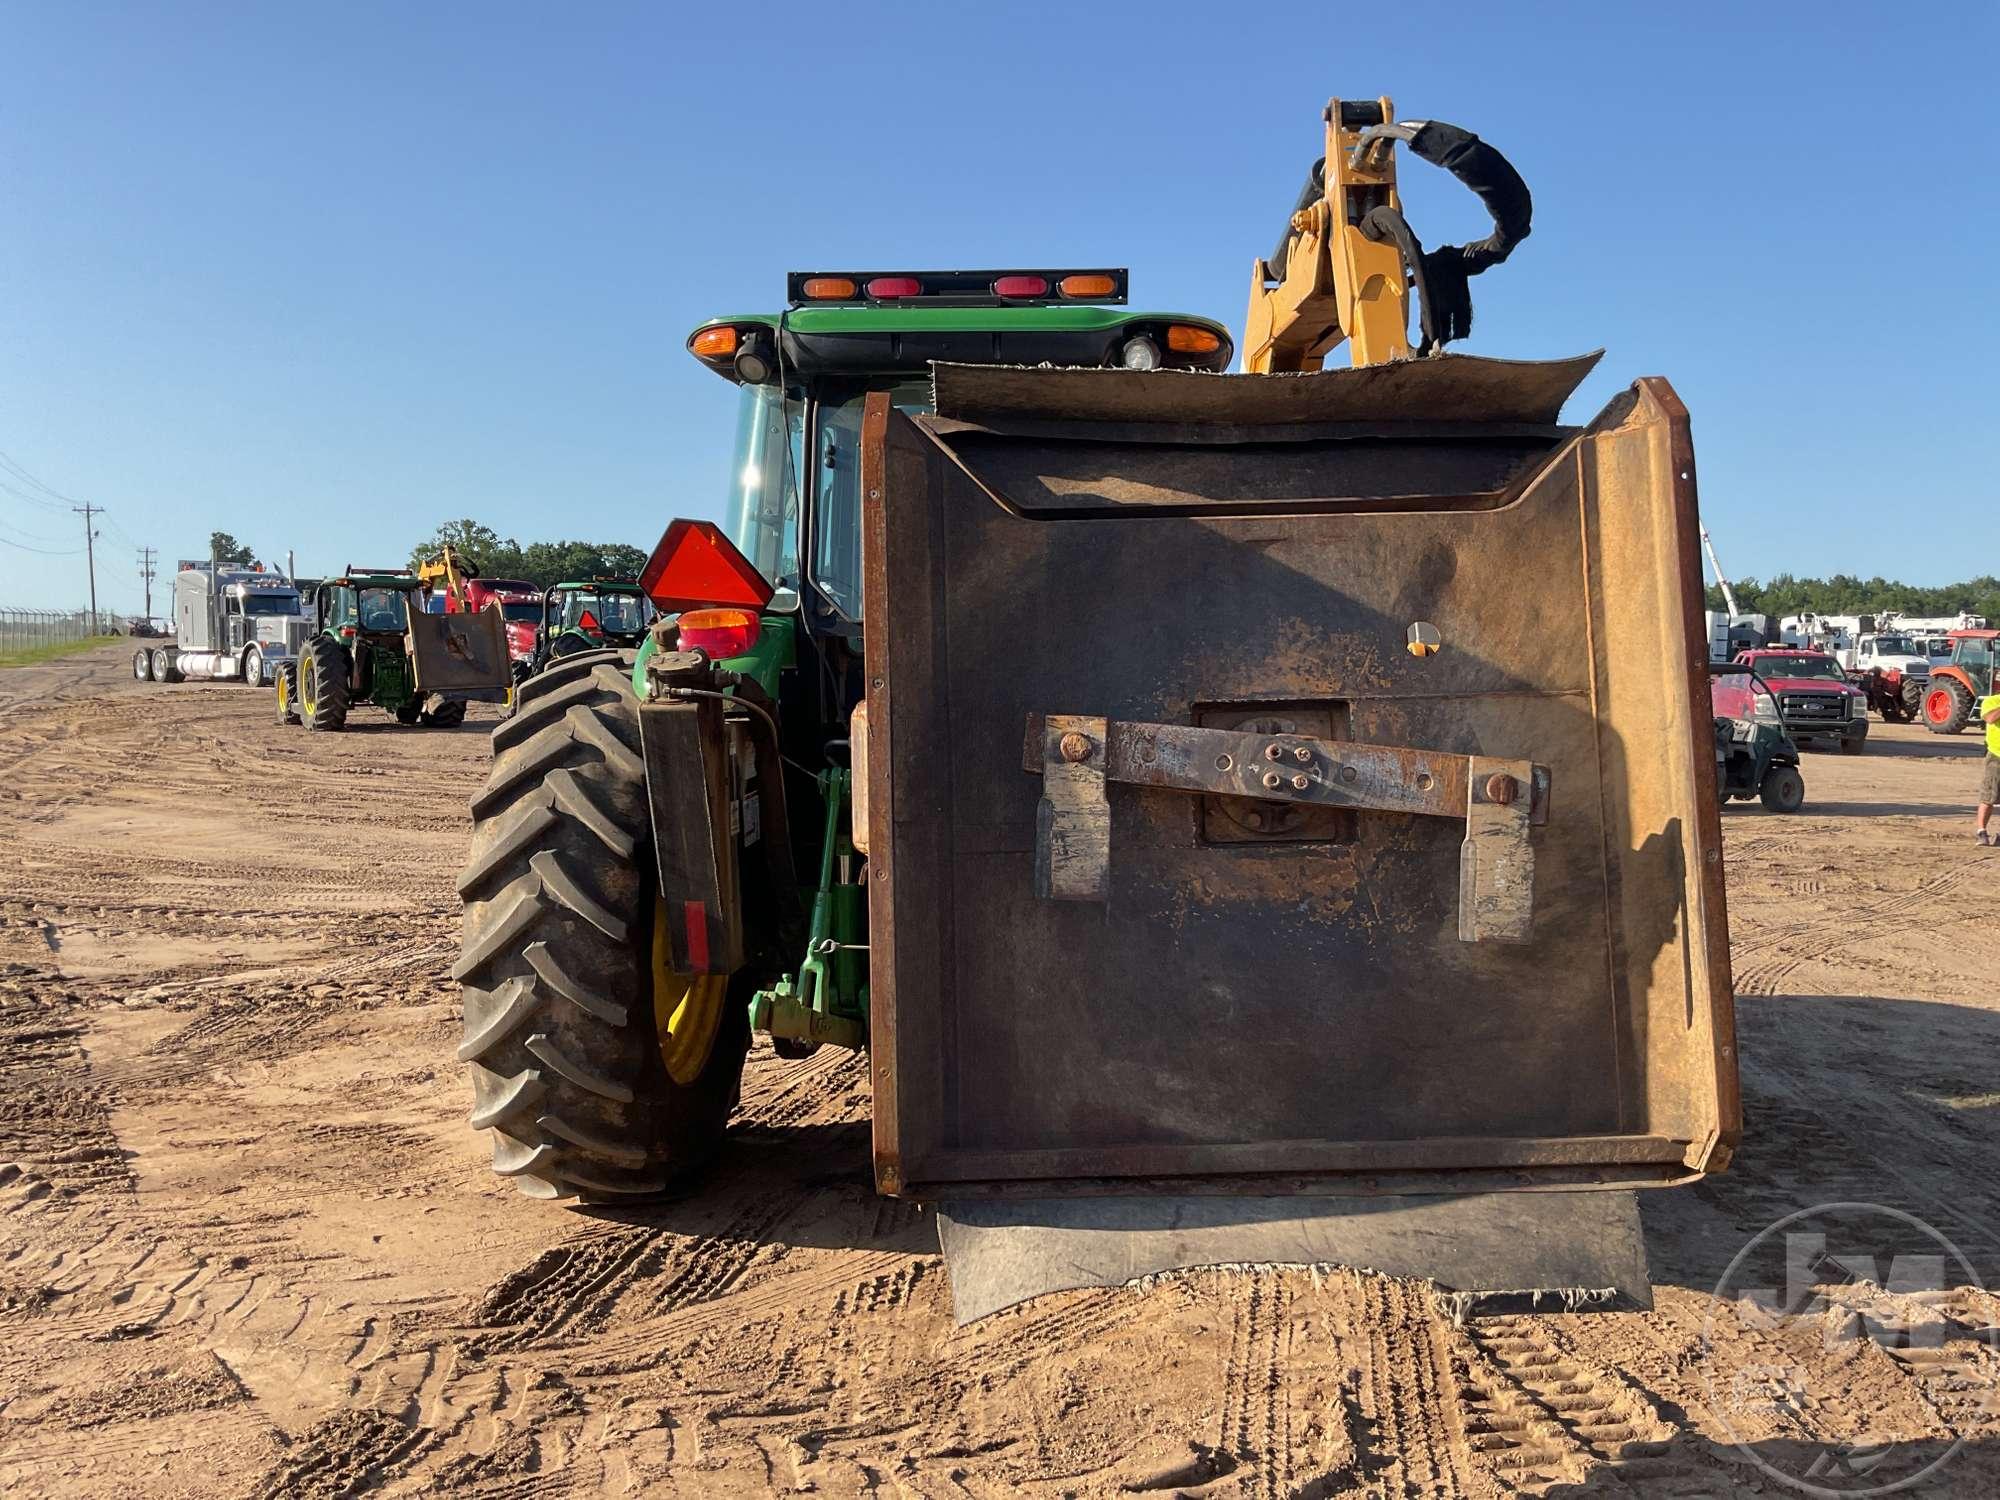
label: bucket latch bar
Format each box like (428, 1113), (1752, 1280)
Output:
(1028, 713), (1547, 944)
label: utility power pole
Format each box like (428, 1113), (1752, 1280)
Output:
(73, 503), (102, 625)
(138, 546), (158, 619)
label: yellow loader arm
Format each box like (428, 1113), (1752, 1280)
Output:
(1244, 98), (1533, 373)
(417, 544), (477, 612)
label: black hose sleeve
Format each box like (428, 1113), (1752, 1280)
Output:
(1271, 157), (1326, 274)
(1406, 121), (1532, 272)
(1358, 207), (1443, 352)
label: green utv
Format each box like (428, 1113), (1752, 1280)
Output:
(454, 270), (1234, 1199)
(281, 569), (512, 730)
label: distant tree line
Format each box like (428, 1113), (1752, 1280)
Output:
(1705, 574), (2000, 621)
(407, 519), (649, 589)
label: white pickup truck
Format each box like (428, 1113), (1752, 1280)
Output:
(1835, 632), (1932, 723)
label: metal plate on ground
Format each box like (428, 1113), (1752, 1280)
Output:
(936, 1191), (1651, 1325)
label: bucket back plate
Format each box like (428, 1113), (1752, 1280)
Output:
(859, 356), (1737, 1199)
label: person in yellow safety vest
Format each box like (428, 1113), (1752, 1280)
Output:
(1979, 678), (2000, 845)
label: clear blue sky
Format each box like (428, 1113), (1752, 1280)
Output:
(2, 1), (1994, 613)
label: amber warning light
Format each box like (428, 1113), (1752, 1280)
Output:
(639, 519), (776, 614)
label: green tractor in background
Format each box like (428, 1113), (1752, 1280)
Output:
(454, 269), (1234, 1199)
(526, 577), (656, 677)
(280, 568), (512, 730)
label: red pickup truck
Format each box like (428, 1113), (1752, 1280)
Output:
(447, 577), (541, 675)
(1713, 648), (1867, 754)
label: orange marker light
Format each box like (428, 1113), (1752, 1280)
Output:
(801, 277), (858, 300)
(690, 326), (738, 358)
(1166, 324), (1222, 354)
(1058, 273), (1118, 299)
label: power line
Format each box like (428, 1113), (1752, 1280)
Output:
(0, 534), (83, 555)
(0, 449), (84, 507)
(0, 475), (71, 515)
(0, 513), (69, 545)
(138, 546), (158, 619)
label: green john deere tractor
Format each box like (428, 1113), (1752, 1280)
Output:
(455, 107), (1741, 1322)
(280, 569), (511, 730)
(526, 577), (655, 678)
(454, 269), (1235, 1199)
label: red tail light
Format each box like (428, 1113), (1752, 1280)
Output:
(677, 607), (761, 659)
(992, 274), (1049, 298)
(866, 276), (921, 298)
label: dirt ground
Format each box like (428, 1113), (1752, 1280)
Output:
(3, 645), (1999, 1497)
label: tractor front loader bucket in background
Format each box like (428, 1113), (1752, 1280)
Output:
(859, 355), (1737, 1221)
(408, 604), (512, 698)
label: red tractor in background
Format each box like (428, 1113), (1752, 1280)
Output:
(1921, 629), (2000, 734)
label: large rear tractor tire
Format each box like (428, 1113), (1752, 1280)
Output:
(300, 637), (349, 731)
(276, 662), (301, 724)
(1759, 764), (1805, 813)
(453, 649), (749, 1201)
(1924, 679), (1972, 735)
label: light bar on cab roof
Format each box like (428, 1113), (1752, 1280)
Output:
(786, 269), (1128, 307)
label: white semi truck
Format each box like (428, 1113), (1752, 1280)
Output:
(131, 563), (306, 686)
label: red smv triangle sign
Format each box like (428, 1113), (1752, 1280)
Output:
(639, 519), (776, 613)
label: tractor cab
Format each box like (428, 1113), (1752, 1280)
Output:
(322, 575), (415, 640)
(530, 577), (655, 674)
(685, 269), (1232, 640)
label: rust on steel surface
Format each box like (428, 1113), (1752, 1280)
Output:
(1459, 755), (1536, 944)
(866, 368), (1739, 1199)
(1034, 714), (1110, 903)
(931, 351), (1603, 429)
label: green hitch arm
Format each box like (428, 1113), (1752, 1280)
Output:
(748, 766), (867, 1051)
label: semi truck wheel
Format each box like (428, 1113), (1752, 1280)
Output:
(158, 649), (184, 684)
(421, 698), (466, 728)
(1759, 764), (1805, 813)
(133, 650), (153, 682)
(453, 650), (749, 1201)
(1924, 679), (1971, 734)
(300, 637), (349, 731)
(242, 646), (263, 686)
(275, 663), (300, 724)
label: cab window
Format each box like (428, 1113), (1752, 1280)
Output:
(810, 380), (932, 622)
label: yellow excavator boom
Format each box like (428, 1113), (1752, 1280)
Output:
(1244, 98), (1532, 373)
(417, 543), (477, 612)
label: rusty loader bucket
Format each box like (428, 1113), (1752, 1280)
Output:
(858, 353), (1737, 1206)
(407, 604), (511, 700)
